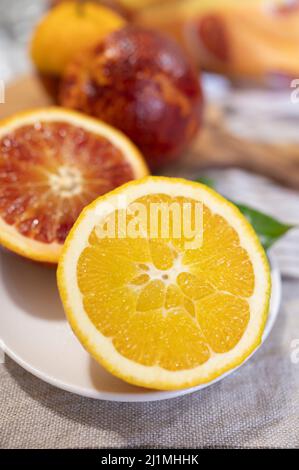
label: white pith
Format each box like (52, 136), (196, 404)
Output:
(49, 166), (83, 198)
(59, 177), (271, 389)
(134, 254), (185, 286)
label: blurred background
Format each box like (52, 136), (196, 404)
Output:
(0, 0), (299, 276)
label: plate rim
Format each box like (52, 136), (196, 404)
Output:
(1, 254), (281, 403)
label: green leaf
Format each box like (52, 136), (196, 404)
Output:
(194, 176), (294, 249)
(195, 177), (215, 189)
(234, 203), (294, 251)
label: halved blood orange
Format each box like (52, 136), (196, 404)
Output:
(0, 107), (148, 263)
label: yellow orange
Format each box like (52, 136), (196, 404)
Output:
(58, 176), (270, 390)
(31, 1), (126, 75)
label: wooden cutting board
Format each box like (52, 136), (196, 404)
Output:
(1, 75), (299, 189)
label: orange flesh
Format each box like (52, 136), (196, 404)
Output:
(77, 195), (255, 371)
(0, 122), (135, 244)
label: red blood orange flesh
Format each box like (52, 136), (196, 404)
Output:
(0, 108), (148, 262)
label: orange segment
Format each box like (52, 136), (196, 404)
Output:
(58, 176), (271, 390)
(196, 293), (250, 353)
(177, 272), (214, 300)
(0, 108), (148, 262)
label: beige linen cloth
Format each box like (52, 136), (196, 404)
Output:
(0, 278), (298, 448)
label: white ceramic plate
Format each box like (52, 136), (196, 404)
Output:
(0, 249), (281, 402)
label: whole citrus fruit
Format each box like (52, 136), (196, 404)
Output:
(31, 1), (126, 76)
(59, 26), (203, 169)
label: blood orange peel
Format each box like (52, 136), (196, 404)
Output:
(0, 107), (148, 263)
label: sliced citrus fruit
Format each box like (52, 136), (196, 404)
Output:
(57, 176), (271, 390)
(0, 107), (148, 263)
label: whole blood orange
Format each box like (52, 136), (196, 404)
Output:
(59, 26), (203, 170)
(0, 107), (148, 263)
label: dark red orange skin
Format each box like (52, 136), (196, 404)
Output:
(38, 72), (61, 102)
(59, 26), (203, 169)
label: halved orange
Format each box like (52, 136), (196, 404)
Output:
(57, 176), (271, 390)
(31, 2), (126, 76)
(0, 107), (148, 263)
